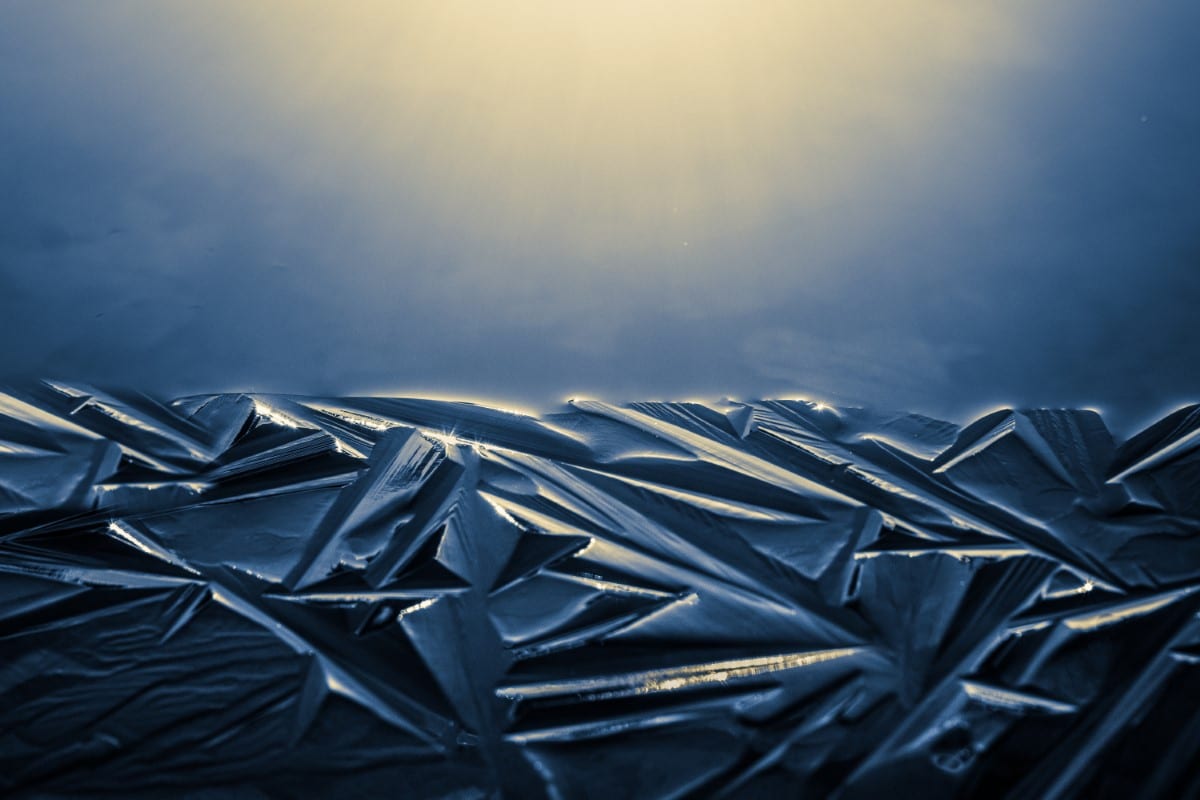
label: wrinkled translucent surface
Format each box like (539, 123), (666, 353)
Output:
(2, 383), (1199, 797)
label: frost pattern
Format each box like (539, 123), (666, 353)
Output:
(2, 384), (1199, 798)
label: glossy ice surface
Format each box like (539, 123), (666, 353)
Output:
(2, 383), (1199, 797)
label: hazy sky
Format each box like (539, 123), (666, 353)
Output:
(1, 1), (1197, 432)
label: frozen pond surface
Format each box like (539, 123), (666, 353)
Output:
(1, 385), (1199, 796)
(1, 4), (1199, 790)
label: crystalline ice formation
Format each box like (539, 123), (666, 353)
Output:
(1, 383), (1199, 798)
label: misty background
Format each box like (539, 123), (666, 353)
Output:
(1, 1), (1197, 435)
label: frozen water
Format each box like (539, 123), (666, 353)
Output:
(2, 383), (1199, 797)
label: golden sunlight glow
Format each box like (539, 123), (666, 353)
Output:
(84, 0), (1059, 314)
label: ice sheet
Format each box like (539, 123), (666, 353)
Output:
(1, 384), (1199, 797)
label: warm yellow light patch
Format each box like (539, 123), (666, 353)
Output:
(110, 1), (1053, 288)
